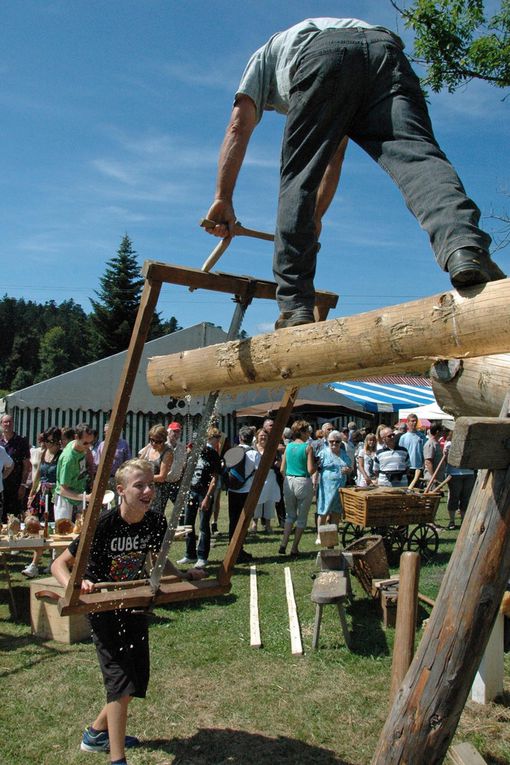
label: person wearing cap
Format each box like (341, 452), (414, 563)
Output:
(166, 422), (187, 506)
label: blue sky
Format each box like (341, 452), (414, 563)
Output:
(2, 0), (509, 337)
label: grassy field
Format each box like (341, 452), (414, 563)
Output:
(1, 497), (509, 765)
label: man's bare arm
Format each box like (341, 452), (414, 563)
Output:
(205, 95), (258, 238)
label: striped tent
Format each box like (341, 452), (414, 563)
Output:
(328, 376), (435, 414)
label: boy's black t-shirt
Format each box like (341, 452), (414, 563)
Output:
(68, 506), (167, 583)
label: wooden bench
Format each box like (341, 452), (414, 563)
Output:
(311, 571), (351, 650)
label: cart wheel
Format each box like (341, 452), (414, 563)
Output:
(407, 523), (439, 561)
(382, 525), (407, 563)
(342, 523), (365, 547)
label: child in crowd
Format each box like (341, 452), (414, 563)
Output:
(52, 458), (205, 765)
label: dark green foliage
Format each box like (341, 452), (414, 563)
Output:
(391, 0), (510, 91)
(89, 234), (180, 358)
(0, 235), (181, 392)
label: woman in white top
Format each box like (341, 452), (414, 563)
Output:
(356, 433), (378, 487)
(250, 429), (281, 533)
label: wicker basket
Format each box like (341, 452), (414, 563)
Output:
(340, 487), (441, 527)
(343, 535), (389, 596)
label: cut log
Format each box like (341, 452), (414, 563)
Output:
(147, 280), (510, 396)
(431, 355), (510, 417)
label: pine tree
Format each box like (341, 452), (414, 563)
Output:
(90, 235), (157, 357)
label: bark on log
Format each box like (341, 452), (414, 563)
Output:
(371, 397), (510, 765)
(431, 354), (510, 417)
(147, 280), (510, 396)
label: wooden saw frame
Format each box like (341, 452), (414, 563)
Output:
(49, 261), (338, 616)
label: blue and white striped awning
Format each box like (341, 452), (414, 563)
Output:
(328, 380), (435, 413)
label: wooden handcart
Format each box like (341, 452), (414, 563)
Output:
(340, 487), (443, 562)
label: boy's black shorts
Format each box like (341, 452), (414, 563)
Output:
(89, 610), (150, 703)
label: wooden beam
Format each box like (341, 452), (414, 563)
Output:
(63, 275), (163, 609)
(58, 577), (230, 615)
(448, 417), (510, 469)
(371, 394), (510, 765)
(431, 355), (510, 418)
(142, 261), (338, 310)
(147, 279), (510, 396)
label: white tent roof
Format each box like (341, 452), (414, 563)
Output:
(399, 402), (454, 422)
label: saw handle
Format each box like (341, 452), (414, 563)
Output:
(199, 217), (274, 273)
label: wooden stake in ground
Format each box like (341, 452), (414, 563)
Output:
(147, 279), (510, 396)
(389, 552), (420, 703)
(250, 565), (261, 649)
(372, 395), (510, 765)
(284, 567), (303, 656)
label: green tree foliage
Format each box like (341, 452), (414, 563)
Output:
(391, 0), (510, 91)
(89, 234), (179, 358)
(0, 235), (181, 393)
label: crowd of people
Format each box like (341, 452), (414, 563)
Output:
(0, 410), (474, 578)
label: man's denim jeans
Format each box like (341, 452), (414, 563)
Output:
(274, 27), (491, 311)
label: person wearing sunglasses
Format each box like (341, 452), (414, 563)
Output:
(315, 430), (352, 536)
(373, 428), (411, 487)
(138, 425), (174, 515)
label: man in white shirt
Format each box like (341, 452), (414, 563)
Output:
(204, 18), (502, 329)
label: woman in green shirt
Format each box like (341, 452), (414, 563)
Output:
(278, 420), (315, 557)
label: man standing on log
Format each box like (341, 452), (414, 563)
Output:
(204, 17), (505, 329)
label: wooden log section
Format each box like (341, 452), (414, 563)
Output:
(431, 354), (510, 417)
(147, 280), (510, 397)
(389, 552), (420, 703)
(371, 395), (510, 765)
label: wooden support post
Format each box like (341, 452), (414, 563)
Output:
(217, 387), (299, 586)
(249, 565), (262, 649)
(285, 566), (303, 656)
(63, 275), (162, 609)
(147, 279), (510, 396)
(372, 395), (510, 765)
(389, 552), (420, 703)
(431, 354), (510, 418)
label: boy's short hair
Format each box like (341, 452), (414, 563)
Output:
(115, 458), (154, 487)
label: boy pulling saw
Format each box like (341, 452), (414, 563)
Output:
(52, 458), (205, 765)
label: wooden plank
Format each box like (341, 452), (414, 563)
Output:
(143, 261), (338, 309)
(147, 279), (510, 396)
(250, 565), (262, 649)
(448, 417), (510, 469)
(284, 566), (303, 656)
(448, 742), (488, 765)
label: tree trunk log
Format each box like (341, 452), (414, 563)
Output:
(147, 280), (510, 396)
(431, 354), (510, 417)
(371, 400), (510, 765)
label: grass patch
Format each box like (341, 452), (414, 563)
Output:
(1, 497), (509, 764)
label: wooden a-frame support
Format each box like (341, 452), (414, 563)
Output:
(55, 261), (338, 616)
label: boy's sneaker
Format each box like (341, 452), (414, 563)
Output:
(211, 522), (218, 535)
(194, 559), (208, 568)
(176, 556), (196, 565)
(21, 562), (39, 578)
(80, 726), (140, 752)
